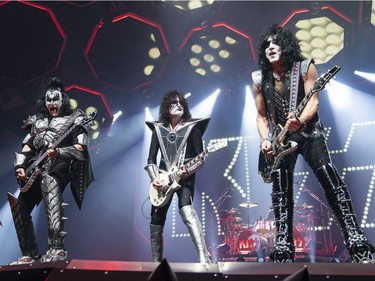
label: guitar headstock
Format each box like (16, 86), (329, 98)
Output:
(207, 139), (228, 153)
(81, 111), (98, 125)
(313, 65), (341, 92)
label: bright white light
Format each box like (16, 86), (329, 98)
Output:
(326, 80), (351, 110)
(112, 111), (123, 123)
(185, 92), (191, 99)
(190, 89), (220, 118)
(354, 70), (375, 83)
(240, 85), (257, 136)
(145, 106), (155, 122)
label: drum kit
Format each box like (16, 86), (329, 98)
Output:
(219, 201), (316, 258)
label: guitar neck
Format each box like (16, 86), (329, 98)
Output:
(293, 88), (315, 119)
(274, 65), (340, 144)
(185, 148), (208, 169)
(26, 123), (78, 174)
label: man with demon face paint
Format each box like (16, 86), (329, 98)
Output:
(252, 24), (374, 263)
(9, 77), (94, 264)
(145, 90), (211, 263)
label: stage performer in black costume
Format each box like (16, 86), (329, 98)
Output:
(9, 77), (94, 264)
(145, 90), (211, 263)
(252, 24), (375, 263)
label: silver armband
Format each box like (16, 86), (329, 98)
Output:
(144, 164), (159, 181)
(14, 152), (27, 167)
(57, 146), (85, 161)
(76, 133), (89, 146)
(22, 133), (32, 145)
(186, 159), (205, 175)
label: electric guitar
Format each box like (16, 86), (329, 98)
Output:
(19, 111), (97, 193)
(149, 140), (228, 207)
(259, 65), (341, 183)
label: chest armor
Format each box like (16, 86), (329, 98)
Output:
(154, 121), (195, 171)
(31, 116), (70, 151)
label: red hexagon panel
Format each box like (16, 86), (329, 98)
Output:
(178, 22), (256, 84)
(85, 12), (170, 89)
(65, 84), (113, 147)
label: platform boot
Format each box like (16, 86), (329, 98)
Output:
(269, 169), (295, 263)
(316, 163), (375, 263)
(40, 174), (68, 262)
(179, 205), (210, 263)
(7, 193), (40, 265)
(150, 224), (164, 262)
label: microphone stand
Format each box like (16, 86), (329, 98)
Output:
(211, 187), (232, 260)
(301, 185), (333, 256)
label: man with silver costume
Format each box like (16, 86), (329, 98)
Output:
(9, 77), (94, 264)
(145, 90), (211, 263)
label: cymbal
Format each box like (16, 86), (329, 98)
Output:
(239, 201), (258, 208)
(295, 204), (314, 210)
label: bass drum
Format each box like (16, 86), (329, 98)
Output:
(293, 227), (307, 253)
(236, 230), (259, 255)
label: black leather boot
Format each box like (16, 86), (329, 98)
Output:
(316, 164), (375, 263)
(269, 169), (295, 263)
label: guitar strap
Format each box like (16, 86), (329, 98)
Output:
(288, 61), (301, 113)
(177, 143), (187, 167)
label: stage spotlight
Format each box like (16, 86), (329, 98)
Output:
(281, 5), (353, 65)
(241, 85), (256, 135)
(184, 92), (192, 99)
(179, 22), (255, 84)
(145, 106), (157, 122)
(112, 111), (123, 124)
(354, 70), (375, 83)
(191, 88), (220, 118)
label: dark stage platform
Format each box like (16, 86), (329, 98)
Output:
(1, 259), (375, 281)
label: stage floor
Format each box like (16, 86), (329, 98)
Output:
(1, 259), (375, 281)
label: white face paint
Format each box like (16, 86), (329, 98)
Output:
(265, 36), (282, 64)
(169, 97), (184, 117)
(45, 89), (63, 117)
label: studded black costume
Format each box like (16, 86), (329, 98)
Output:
(252, 25), (374, 263)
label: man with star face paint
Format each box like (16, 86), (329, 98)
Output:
(9, 77), (94, 264)
(145, 90), (211, 263)
(252, 24), (375, 263)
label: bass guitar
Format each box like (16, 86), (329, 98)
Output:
(149, 139), (228, 207)
(19, 111), (97, 193)
(259, 65), (341, 183)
